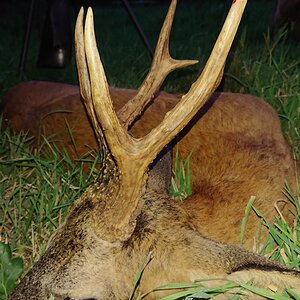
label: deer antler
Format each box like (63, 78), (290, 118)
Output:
(117, 0), (198, 130)
(75, 9), (106, 150)
(75, 0), (247, 241)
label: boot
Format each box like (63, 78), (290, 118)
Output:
(37, 0), (71, 68)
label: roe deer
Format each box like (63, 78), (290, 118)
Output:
(2, 11), (298, 249)
(7, 0), (300, 299)
(2, 80), (298, 249)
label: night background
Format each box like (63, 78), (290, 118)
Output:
(0, 0), (298, 95)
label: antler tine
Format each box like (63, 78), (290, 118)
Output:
(117, 0), (198, 130)
(84, 8), (137, 162)
(137, 0), (247, 161)
(75, 8), (106, 147)
(75, 8), (91, 103)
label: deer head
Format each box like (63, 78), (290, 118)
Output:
(8, 0), (300, 299)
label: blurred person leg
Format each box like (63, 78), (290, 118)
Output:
(37, 0), (72, 68)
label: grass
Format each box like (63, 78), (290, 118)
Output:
(258, 182), (300, 270)
(139, 281), (300, 299)
(0, 0), (300, 298)
(169, 148), (192, 200)
(239, 186), (300, 271)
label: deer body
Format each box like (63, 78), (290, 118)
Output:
(4, 0), (300, 298)
(2, 81), (297, 247)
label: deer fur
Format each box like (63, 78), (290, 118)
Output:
(4, 0), (300, 298)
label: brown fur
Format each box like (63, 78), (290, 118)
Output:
(1, 81), (298, 250)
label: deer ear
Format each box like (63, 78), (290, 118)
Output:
(147, 146), (172, 194)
